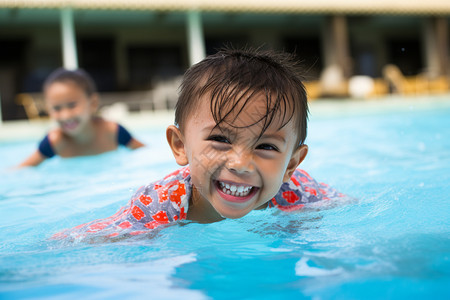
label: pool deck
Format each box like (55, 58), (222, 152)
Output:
(1, 94), (449, 142)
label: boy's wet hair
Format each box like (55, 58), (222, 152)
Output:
(44, 68), (97, 97)
(175, 47), (309, 146)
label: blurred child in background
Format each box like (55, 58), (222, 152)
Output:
(19, 68), (144, 167)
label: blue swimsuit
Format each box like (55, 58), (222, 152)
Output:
(38, 124), (133, 158)
(54, 167), (348, 241)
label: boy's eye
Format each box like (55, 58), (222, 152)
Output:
(256, 143), (279, 151)
(207, 135), (230, 144)
(67, 102), (77, 109)
(52, 106), (61, 112)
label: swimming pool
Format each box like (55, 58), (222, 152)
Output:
(1, 97), (449, 299)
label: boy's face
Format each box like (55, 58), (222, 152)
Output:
(167, 93), (308, 222)
(45, 81), (98, 136)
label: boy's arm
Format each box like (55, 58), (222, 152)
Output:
(51, 186), (149, 242)
(270, 169), (350, 211)
(126, 137), (145, 149)
(52, 169), (190, 242)
(17, 150), (47, 168)
(17, 134), (55, 168)
(116, 123), (145, 149)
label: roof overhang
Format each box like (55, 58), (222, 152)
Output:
(1, 0), (450, 15)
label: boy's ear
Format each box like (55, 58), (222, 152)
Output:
(90, 93), (100, 112)
(283, 145), (308, 182)
(166, 125), (189, 166)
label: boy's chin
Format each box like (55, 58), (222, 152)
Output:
(218, 201), (269, 219)
(62, 129), (82, 138)
(214, 206), (253, 220)
(60, 125), (82, 136)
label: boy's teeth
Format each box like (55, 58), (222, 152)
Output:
(219, 181), (252, 197)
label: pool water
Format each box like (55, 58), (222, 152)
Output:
(1, 99), (449, 299)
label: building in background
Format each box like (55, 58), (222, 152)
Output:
(0, 0), (449, 120)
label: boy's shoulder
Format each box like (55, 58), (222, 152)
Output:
(47, 128), (65, 150)
(144, 167), (191, 191)
(270, 168), (348, 211)
(94, 117), (116, 132)
(93, 118), (122, 142)
(124, 166), (191, 228)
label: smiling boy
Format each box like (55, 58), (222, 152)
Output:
(54, 48), (346, 240)
(167, 91), (307, 223)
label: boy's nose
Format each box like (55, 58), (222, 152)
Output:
(58, 108), (72, 120)
(226, 149), (254, 174)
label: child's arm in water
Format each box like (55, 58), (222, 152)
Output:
(125, 137), (145, 149)
(115, 123), (145, 150)
(52, 167), (191, 243)
(17, 134), (55, 168)
(18, 150), (47, 167)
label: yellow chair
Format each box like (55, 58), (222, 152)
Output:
(15, 93), (47, 120)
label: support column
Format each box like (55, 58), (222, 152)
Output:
(423, 17), (448, 78)
(115, 35), (128, 90)
(0, 92), (3, 125)
(320, 15), (350, 96)
(186, 10), (206, 66)
(321, 15), (351, 78)
(60, 7), (78, 70)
